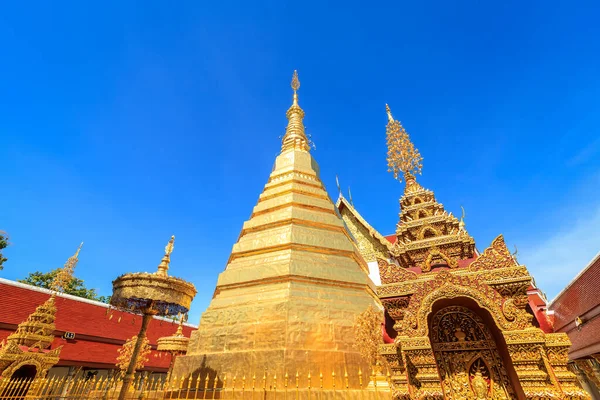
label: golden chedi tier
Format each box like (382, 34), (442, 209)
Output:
(173, 71), (379, 388)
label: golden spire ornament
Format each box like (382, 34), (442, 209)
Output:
(281, 70), (310, 152)
(385, 104), (423, 183)
(157, 235), (175, 277)
(50, 242), (84, 293)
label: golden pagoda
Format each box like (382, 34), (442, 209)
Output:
(0, 243), (82, 379)
(375, 106), (588, 399)
(173, 71), (379, 387)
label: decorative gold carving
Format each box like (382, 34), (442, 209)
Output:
(385, 104), (423, 182)
(430, 306), (515, 399)
(469, 235), (517, 272)
(377, 258), (417, 285)
(423, 247), (457, 272)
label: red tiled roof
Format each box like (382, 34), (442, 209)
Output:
(548, 252), (600, 359)
(0, 279), (197, 370)
(384, 234), (397, 245)
(549, 253), (600, 331)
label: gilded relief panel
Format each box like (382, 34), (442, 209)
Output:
(430, 306), (517, 399)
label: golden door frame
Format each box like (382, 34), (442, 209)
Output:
(429, 304), (520, 399)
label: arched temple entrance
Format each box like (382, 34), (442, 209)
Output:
(429, 305), (517, 399)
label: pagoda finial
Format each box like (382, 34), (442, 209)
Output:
(385, 104), (423, 184)
(281, 70), (310, 152)
(50, 242), (84, 293)
(157, 235), (175, 277)
(459, 206), (466, 232)
(175, 314), (185, 336)
(385, 104), (394, 123)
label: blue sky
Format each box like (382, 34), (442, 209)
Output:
(1, 1), (599, 324)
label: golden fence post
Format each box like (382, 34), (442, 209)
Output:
(166, 374), (174, 400)
(242, 375), (246, 399)
(359, 368), (364, 400)
(186, 373), (193, 400)
(295, 372), (299, 400)
(307, 372), (311, 400)
(233, 375), (237, 398)
(212, 373), (218, 400)
(345, 369), (349, 391)
(284, 372), (288, 400)
(273, 373), (277, 397)
(4, 377), (18, 398)
(372, 367), (378, 400)
(319, 372), (323, 400)
(262, 369), (266, 396)
(179, 375), (186, 399)
(196, 372), (203, 400)
(222, 374), (227, 399)
(251, 373), (256, 400)
(332, 370), (336, 392)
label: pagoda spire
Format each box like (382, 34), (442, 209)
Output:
(157, 235), (175, 277)
(50, 242), (83, 294)
(281, 70), (310, 152)
(385, 104), (423, 194)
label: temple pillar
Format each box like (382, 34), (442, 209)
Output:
(544, 333), (590, 399)
(574, 360), (600, 399)
(503, 329), (558, 399)
(398, 336), (443, 399)
(380, 343), (410, 399)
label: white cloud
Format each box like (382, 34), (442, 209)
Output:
(520, 205), (600, 302)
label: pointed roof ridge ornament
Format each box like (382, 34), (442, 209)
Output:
(281, 70), (310, 153)
(157, 235), (175, 277)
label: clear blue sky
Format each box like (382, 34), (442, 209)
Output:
(1, 1), (599, 324)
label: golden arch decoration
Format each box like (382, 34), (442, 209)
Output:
(430, 305), (517, 399)
(418, 226), (440, 240)
(1, 359), (44, 379)
(399, 271), (527, 337)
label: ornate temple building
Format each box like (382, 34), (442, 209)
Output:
(173, 72), (379, 387)
(337, 106), (588, 399)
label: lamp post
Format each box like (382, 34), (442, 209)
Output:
(110, 236), (196, 400)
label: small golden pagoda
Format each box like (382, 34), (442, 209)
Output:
(376, 107), (588, 399)
(173, 71), (379, 387)
(0, 244), (82, 379)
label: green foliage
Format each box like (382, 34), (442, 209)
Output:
(18, 268), (109, 303)
(0, 232), (8, 270)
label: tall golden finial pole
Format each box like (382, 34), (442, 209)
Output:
(385, 104), (423, 184)
(50, 242), (84, 293)
(281, 70), (310, 152)
(157, 236), (175, 277)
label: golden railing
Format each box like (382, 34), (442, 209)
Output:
(0, 369), (391, 400)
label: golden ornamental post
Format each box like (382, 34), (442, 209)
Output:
(111, 236), (196, 400)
